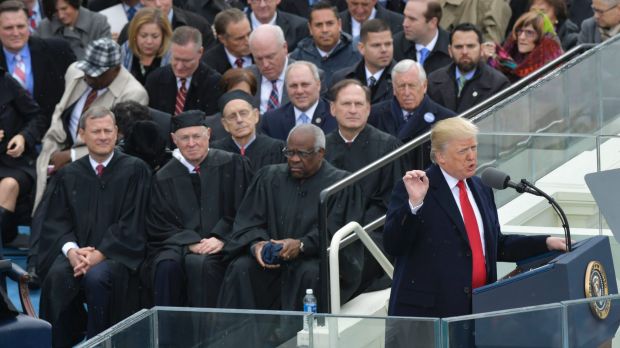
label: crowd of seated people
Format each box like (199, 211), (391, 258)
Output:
(0, 0), (616, 345)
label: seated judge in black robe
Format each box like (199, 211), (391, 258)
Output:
(218, 124), (364, 343)
(325, 79), (403, 293)
(210, 91), (285, 172)
(38, 107), (152, 348)
(145, 110), (252, 308)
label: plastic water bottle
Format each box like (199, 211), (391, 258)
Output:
(302, 289), (317, 331)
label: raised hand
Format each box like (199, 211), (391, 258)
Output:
(403, 170), (429, 206)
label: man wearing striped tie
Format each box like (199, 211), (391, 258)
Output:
(145, 26), (223, 116)
(0, 0), (75, 125)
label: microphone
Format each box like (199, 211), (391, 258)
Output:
(481, 167), (539, 196)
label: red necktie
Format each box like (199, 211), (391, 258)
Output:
(235, 57), (244, 68)
(28, 9), (36, 30)
(240, 145), (245, 156)
(193, 166), (200, 174)
(12, 54), (26, 88)
(175, 78), (187, 115)
(457, 180), (487, 289)
(83, 89), (98, 114)
(96, 164), (104, 177)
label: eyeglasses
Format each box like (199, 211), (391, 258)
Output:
(516, 28), (538, 39)
(282, 147), (319, 159)
(592, 4), (617, 15)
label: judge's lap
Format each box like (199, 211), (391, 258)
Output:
(220, 254), (320, 311)
(44, 255), (112, 294)
(184, 253), (227, 307)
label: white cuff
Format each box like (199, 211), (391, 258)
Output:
(62, 242), (79, 257)
(408, 200), (423, 215)
(70, 149), (76, 162)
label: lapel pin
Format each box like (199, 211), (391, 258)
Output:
(424, 112), (435, 123)
(315, 117), (322, 124)
(472, 91), (478, 97)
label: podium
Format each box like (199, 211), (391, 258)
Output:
(472, 236), (619, 347)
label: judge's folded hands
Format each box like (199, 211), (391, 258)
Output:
(188, 237), (224, 255)
(67, 247), (106, 277)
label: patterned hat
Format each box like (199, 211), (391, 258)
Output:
(76, 38), (121, 77)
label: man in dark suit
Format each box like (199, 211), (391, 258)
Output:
(202, 8), (253, 75)
(331, 19), (395, 105)
(368, 59), (455, 169)
(0, 0), (75, 123)
(145, 26), (223, 116)
(117, 0), (215, 50)
(246, 0), (309, 51)
(393, 0), (452, 75)
(261, 61), (336, 141)
(427, 23), (510, 113)
(247, 24), (291, 114)
(383, 116), (568, 319)
(339, 0), (404, 42)
(184, 0), (245, 24)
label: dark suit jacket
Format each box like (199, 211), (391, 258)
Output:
(118, 6), (215, 49)
(0, 37), (75, 123)
(331, 59), (395, 105)
(368, 96), (455, 169)
(427, 62), (510, 113)
(145, 62), (223, 115)
(184, 0), (244, 23)
(247, 10), (309, 51)
(339, 5), (404, 36)
(383, 164), (550, 318)
(149, 107), (172, 147)
(260, 97), (337, 141)
(201, 43), (253, 75)
(278, 0), (346, 19)
(393, 28), (452, 75)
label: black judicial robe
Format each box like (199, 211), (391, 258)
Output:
(325, 125), (403, 293)
(325, 125), (403, 224)
(38, 151), (151, 344)
(144, 149), (252, 303)
(222, 161), (365, 308)
(209, 134), (286, 172)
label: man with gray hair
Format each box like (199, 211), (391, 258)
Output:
(369, 59), (455, 168)
(578, 0), (620, 44)
(248, 24), (291, 113)
(219, 123), (364, 343)
(38, 106), (152, 347)
(146, 26), (223, 116)
(261, 60), (336, 140)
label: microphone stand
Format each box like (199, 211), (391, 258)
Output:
(520, 179), (572, 252)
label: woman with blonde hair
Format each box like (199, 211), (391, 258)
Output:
(121, 7), (173, 85)
(486, 11), (564, 82)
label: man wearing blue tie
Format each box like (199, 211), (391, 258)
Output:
(261, 61), (337, 141)
(393, 0), (452, 75)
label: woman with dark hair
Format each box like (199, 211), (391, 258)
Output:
(486, 11), (564, 82)
(529, 0), (580, 50)
(0, 68), (47, 244)
(37, 0), (111, 59)
(121, 7), (173, 85)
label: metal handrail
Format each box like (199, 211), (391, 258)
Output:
(329, 221), (394, 314)
(317, 43), (596, 314)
